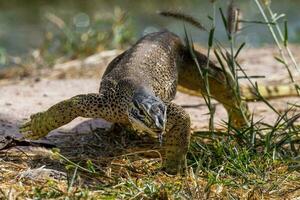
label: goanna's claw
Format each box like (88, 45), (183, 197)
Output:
(23, 132), (43, 140)
(19, 121), (32, 133)
(19, 118), (45, 140)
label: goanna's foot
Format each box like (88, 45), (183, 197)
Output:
(227, 101), (251, 128)
(19, 112), (52, 140)
(162, 156), (187, 175)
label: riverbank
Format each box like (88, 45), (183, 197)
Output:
(1, 46), (299, 138)
(1, 46), (299, 199)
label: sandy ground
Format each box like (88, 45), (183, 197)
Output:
(0, 47), (300, 142)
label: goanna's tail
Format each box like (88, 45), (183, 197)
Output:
(159, 11), (300, 101)
(177, 84), (299, 101)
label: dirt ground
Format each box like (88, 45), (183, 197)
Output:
(0, 46), (300, 143)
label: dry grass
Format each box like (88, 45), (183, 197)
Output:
(1, 125), (299, 199)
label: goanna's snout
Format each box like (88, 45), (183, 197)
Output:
(128, 93), (167, 136)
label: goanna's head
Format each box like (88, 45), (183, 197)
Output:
(128, 88), (167, 137)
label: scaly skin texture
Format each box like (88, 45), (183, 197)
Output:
(177, 82), (299, 101)
(163, 102), (191, 174)
(21, 30), (251, 174)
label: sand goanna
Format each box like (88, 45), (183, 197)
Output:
(20, 30), (298, 174)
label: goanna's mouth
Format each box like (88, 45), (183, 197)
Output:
(128, 116), (164, 137)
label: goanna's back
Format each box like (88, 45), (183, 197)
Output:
(101, 31), (185, 102)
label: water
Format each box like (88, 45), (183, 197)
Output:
(0, 0), (300, 59)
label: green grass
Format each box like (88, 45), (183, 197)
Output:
(40, 8), (136, 67)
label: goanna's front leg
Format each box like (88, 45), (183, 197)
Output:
(20, 93), (110, 139)
(162, 102), (191, 175)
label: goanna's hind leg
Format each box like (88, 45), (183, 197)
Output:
(178, 50), (251, 128)
(20, 93), (111, 139)
(162, 102), (191, 175)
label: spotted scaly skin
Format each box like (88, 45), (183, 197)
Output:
(177, 82), (299, 101)
(20, 30), (250, 174)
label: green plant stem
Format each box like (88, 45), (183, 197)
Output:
(253, 0), (295, 82)
(266, 6), (299, 72)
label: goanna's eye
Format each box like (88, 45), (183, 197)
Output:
(138, 109), (145, 116)
(133, 109), (144, 118)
